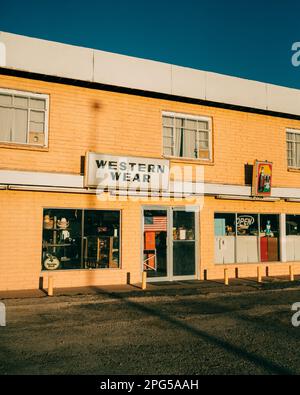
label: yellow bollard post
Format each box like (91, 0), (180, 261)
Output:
(257, 266), (262, 283)
(266, 266), (269, 278)
(290, 265), (295, 282)
(48, 276), (54, 297)
(224, 269), (229, 286)
(142, 271), (147, 290)
(235, 268), (239, 279)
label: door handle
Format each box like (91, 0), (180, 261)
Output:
(83, 237), (88, 260)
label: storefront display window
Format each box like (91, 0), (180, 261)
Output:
(286, 215), (300, 262)
(237, 214), (258, 236)
(215, 213), (280, 264)
(214, 213), (236, 264)
(259, 215), (279, 262)
(42, 209), (82, 271)
(42, 209), (120, 271)
(236, 214), (259, 264)
(286, 215), (300, 235)
(214, 213), (236, 236)
(84, 210), (120, 269)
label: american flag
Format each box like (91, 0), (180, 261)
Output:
(144, 216), (167, 231)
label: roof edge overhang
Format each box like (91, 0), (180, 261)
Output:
(1, 67), (300, 121)
(1, 31), (300, 119)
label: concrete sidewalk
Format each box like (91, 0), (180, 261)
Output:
(1, 280), (300, 374)
(1, 276), (299, 301)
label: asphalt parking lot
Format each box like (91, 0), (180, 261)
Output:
(1, 282), (300, 375)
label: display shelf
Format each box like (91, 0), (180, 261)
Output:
(44, 243), (72, 247)
(84, 235), (119, 269)
(173, 239), (195, 242)
(43, 228), (69, 231)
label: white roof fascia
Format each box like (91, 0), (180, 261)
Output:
(0, 31), (300, 117)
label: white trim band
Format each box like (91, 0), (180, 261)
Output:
(2, 169), (300, 199)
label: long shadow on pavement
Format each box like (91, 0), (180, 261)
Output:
(82, 287), (295, 375)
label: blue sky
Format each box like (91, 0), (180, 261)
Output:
(1, 0), (300, 89)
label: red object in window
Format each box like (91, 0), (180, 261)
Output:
(144, 232), (156, 270)
(260, 237), (268, 262)
(144, 232), (156, 250)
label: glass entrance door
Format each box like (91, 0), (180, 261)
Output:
(172, 209), (196, 278)
(143, 207), (198, 281)
(143, 209), (168, 279)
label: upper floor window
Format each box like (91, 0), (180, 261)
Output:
(0, 88), (49, 147)
(163, 112), (212, 160)
(287, 128), (300, 168)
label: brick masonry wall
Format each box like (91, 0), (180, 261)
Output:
(0, 191), (197, 291)
(1, 190), (300, 291)
(0, 190), (142, 290)
(1, 75), (300, 187)
(1, 75), (300, 290)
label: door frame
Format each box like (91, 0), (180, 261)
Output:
(172, 206), (199, 282)
(141, 206), (199, 282)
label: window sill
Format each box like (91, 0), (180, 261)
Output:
(41, 267), (122, 274)
(215, 261), (281, 266)
(163, 155), (214, 166)
(0, 142), (49, 152)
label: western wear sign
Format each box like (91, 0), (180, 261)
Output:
(85, 152), (170, 191)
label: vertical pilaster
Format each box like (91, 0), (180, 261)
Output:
(280, 213), (287, 263)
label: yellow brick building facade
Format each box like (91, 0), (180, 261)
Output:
(1, 33), (300, 291)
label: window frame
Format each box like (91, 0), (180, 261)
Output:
(214, 212), (281, 265)
(162, 111), (213, 162)
(286, 214), (300, 236)
(41, 208), (122, 272)
(0, 87), (49, 148)
(286, 128), (300, 169)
